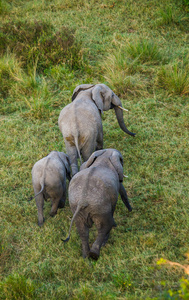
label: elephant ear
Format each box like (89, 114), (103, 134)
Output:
(83, 149), (106, 169)
(58, 152), (71, 180)
(109, 150), (123, 182)
(72, 84), (95, 101)
(91, 85), (104, 114)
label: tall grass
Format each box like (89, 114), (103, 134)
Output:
(0, 54), (26, 99)
(0, 54), (54, 117)
(0, 19), (84, 72)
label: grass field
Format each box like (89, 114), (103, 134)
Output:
(0, 0), (189, 299)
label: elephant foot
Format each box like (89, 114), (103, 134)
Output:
(113, 219), (117, 227)
(82, 244), (90, 259)
(128, 206), (132, 212)
(49, 211), (57, 217)
(82, 252), (89, 259)
(38, 217), (44, 227)
(58, 201), (65, 208)
(88, 249), (99, 260)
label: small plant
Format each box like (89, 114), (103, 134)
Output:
(0, 273), (37, 300)
(157, 255), (189, 299)
(157, 62), (189, 95)
(72, 282), (97, 299)
(112, 272), (133, 292)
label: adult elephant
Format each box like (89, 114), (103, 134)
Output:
(58, 84), (135, 176)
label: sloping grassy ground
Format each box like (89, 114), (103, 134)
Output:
(0, 0), (189, 299)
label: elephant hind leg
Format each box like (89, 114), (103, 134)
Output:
(35, 193), (45, 227)
(49, 201), (59, 217)
(58, 188), (66, 208)
(96, 130), (103, 151)
(75, 219), (90, 258)
(50, 197), (63, 217)
(49, 185), (65, 216)
(64, 142), (79, 176)
(81, 136), (98, 162)
(58, 197), (66, 208)
(89, 214), (114, 260)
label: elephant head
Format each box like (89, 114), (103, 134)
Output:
(80, 148), (124, 182)
(72, 84), (135, 137)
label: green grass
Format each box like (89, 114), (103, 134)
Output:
(0, 0), (189, 299)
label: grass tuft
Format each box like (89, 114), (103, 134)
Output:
(0, 54), (26, 99)
(157, 62), (189, 95)
(103, 45), (149, 97)
(0, 54), (54, 117)
(103, 38), (163, 96)
(22, 78), (52, 120)
(126, 39), (163, 64)
(155, 3), (189, 30)
(158, 5), (175, 26)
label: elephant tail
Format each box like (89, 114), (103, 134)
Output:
(62, 202), (88, 242)
(28, 184), (45, 201)
(74, 135), (82, 165)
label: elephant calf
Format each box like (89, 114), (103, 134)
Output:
(31, 151), (71, 226)
(63, 148), (132, 260)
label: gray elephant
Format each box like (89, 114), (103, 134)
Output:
(31, 151), (71, 226)
(63, 148), (132, 260)
(58, 84), (135, 176)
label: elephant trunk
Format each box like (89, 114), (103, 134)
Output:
(114, 106), (136, 137)
(119, 183), (132, 212)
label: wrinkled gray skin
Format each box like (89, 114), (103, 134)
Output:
(58, 84), (135, 176)
(64, 148), (132, 260)
(31, 151), (71, 226)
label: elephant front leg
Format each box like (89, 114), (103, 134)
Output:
(75, 219), (90, 258)
(101, 232), (110, 247)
